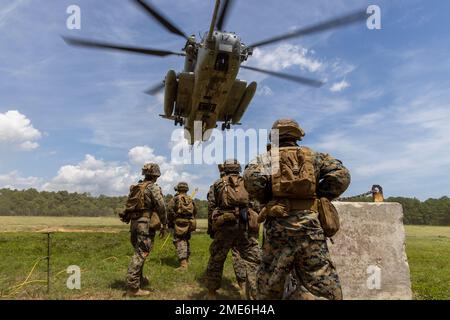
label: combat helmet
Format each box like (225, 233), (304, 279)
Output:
(141, 163), (161, 177)
(175, 182), (189, 192)
(223, 159), (241, 174)
(271, 118), (305, 141)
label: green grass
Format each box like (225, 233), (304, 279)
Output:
(0, 230), (239, 300)
(0, 218), (449, 300)
(404, 226), (450, 300)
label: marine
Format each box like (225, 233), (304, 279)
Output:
(205, 159), (261, 300)
(167, 182), (197, 270)
(243, 119), (351, 300)
(119, 163), (168, 297)
(207, 165), (261, 296)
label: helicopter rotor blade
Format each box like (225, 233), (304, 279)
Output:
(63, 36), (186, 57)
(216, 0), (235, 31)
(133, 0), (188, 40)
(241, 65), (324, 87)
(144, 82), (165, 95)
(249, 9), (368, 48)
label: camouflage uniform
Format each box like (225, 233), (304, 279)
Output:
(244, 119), (351, 300)
(205, 161), (261, 298)
(167, 183), (197, 263)
(125, 165), (167, 292)
(231, 200), (261, 285)
(208, 184), (259, 286)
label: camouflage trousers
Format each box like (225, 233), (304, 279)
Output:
(257, 210), (342, 300)
(126, 217), (155, 290)
(173, 232), (191, 261)
(205, 222), (260, 297)
(232, 233), (259, 284)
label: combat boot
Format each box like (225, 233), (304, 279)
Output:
(176, 259), (188, 271)
(206, 289), (217, 300)
(125, 288), (151, 297)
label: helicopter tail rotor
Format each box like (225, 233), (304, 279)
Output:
(216, 0), (235, 31)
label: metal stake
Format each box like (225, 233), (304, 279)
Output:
(46, 232), (51, 295)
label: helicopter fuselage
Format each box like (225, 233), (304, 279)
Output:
(163, 31), (257, 144)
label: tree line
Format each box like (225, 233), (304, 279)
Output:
(0, 188), (449, 226)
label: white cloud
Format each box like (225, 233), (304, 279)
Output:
(0, 0), (28, 28)
(43, 155), (136, 196)
(251, 44), (323, 73)
(0, 171), (42, 190)
(257, 85), (274, 97)
(330, 80), (350, 92)
(0, 110), (42, 151)
(128, 146), (165, 166)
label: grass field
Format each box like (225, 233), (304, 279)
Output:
(0, 217), (448, 300)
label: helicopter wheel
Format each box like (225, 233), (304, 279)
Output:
(226, 123), (231, 130)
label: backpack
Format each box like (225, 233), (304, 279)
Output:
(124, 181), (151, 213)
(218, 175), (249, 208)
(271, 147), (317, 199)
(175, 194), (195, 217)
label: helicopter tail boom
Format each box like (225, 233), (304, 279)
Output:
(207, 0), (222, 44)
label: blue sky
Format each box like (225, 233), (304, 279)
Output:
(1, 0), (450, 200)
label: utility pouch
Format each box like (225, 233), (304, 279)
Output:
(318, 197), (340, 237)
(149, 211), (161, 231)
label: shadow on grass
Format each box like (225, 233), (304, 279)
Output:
(110, 279), (127, 291)
(159, 256), (179, 268)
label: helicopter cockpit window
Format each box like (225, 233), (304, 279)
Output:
(215, 53), (229, 72)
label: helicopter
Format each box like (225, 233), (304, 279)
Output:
(64, 0), (368, 144)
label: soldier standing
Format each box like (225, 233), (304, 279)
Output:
(244, 119), (351, 300)
(167, 182), (197, 270)
(205, 160), (260, 300)
(207, 166), (260, 295)
(120, 163), (168, 297)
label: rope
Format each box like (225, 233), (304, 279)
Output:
(1, 257), (47, 298)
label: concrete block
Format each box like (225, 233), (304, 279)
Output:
(329, 202), (412, 300)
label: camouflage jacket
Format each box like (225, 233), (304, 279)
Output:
(244, 145), (351, 203)
(143, 181), (167, 225)
(167, 192), (197, 228)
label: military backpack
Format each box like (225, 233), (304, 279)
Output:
(218, 175), (249, 208)
(271, 146), (317, 199)
(175, 194), (195, 217)
(124, 181), (151, 215)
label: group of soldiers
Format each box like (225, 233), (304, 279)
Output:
(119, 118), (351, 300)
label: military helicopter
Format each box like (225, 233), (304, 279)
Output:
(64, 0), (367, 144)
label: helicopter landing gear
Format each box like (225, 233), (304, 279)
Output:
(221, 121), (231, 131)
(174, 116), (184, 126)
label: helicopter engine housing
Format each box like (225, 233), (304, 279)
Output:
(176, 72), (195, 117)
(164, 70), (177, 117)
(232, 81), (257, 124)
